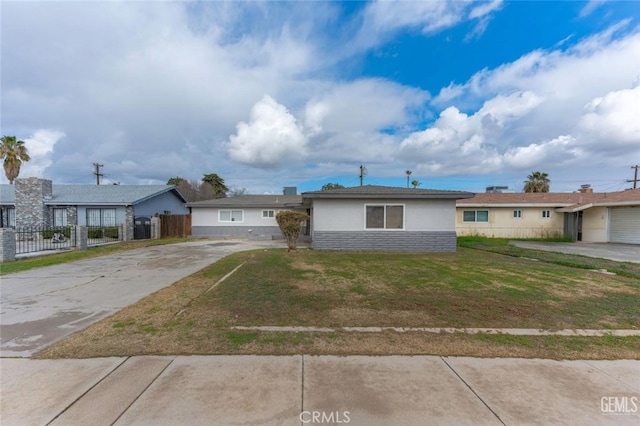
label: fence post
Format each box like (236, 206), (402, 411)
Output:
(74, 226), (88, 250)
(119, 223), (134, 242)
(0, 228), (16, 262)
(151, 216), (161, 239)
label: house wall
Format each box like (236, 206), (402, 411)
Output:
(134, 192), (189, 217)
(455, 207), (564, 238)
(581, 206), (608, 243)
(311, 198), (456, 252)
(191, 207), (302, 238)
(312, 199), (455, 231)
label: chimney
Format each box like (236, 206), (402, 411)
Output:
(579, 184), (593, 194)
(15, 177), (53, 227)
(283, 186), (297, 196)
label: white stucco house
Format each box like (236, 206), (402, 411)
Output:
(188, 185), (474, 251)
(187, 194), (306, 239)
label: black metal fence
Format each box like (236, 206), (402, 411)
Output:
(87, 226), (120, 246)
(15, 226), (74, 255)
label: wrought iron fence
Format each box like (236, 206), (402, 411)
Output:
(87, 226), (120, 247)
(14, 226), (74, 255)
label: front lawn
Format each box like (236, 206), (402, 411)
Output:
(37, 247), (640, 359)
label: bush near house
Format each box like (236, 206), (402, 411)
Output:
(275, 210), (310, 251)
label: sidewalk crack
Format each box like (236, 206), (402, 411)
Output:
(440, 357), (506, 425)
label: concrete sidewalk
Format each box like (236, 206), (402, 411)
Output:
(1, 355), (638, 425)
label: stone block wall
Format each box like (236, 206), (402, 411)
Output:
(0, 228), (16, 262)
(15, 177), (53, 228)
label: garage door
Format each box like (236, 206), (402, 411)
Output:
(609, 207), (640, 244)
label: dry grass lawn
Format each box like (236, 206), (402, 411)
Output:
(36, 247), (640, 360)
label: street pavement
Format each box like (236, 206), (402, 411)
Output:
(510, 241), (640, 264)
(0, 239), (284, 357)
(1, 355), (638, 425)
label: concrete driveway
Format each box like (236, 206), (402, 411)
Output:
(510, 241), (640, 263)
(0, 239), (284, 357)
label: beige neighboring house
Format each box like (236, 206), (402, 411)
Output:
(456, 187), (640, 244)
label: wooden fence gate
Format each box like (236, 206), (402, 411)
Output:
(159, 214), (192, 238)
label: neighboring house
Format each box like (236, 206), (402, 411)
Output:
(301, 185), (473, 252)
(456, 187), (640, 244)
(187, 194), (305, 239)
(0, 177), (188, 238)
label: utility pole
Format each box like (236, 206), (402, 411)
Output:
(628, 165), (639, 189)
(359, 165), (367, 186)
(93, 163), (104, 185)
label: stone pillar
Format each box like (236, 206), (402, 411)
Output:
(73, 226), (88, 250)
(0, 228), (16, 262)
(15, 177), (53, 228)
(124, 206), (134, 241)
(67, 206), (78, 226)
(151, 216), (161, 239)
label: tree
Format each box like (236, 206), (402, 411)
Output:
(275, 210), (310, 251)
(0, 135), (31, 184)
(321, 183), (345, 191)
(202, 173), (229, 198)
(523, 171), (550, 193)
(405, 170), (412, 188)
(411, 180), (421, 188)
(167, 176), (186, 186)
(228, 186), (248, 197)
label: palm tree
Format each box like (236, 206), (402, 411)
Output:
(411, 180), (421, 188)
(0, 135), (31, 184)
(523, 171), (550, 193)
(202, 173), (229, 198)
(405, 170), (412, 188)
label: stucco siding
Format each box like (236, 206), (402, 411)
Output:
(312, 199), (455, 232)
(456, 207), (564, 238)
(192, 225), (283, 238)
(312, 231), (456, 252)
(581, 207), (608, 243)
(191, 207), (299, 227)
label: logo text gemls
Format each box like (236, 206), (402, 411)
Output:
(601, 396), (638, 415)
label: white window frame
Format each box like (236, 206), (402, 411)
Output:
(542, 210), (551, 218)
(262, 210), (275, 219)
(7, 207), (16, 227)
(463, 210), (489, 222)
(53, 208), (68, 226)
(513, 209), (522, 219)
(219, 210), (244, 223)
(86, 208), (117, 227)
(364, 204), (405, 230)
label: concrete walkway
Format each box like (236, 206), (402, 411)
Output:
(1, 355), (638, 425)
(510, 241), (640, 263)
(0, 239), (285, 357)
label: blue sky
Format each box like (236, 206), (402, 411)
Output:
(2, 1), (639, 194)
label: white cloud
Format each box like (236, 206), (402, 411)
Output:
(17, 130), (64, 180)
(226, 95), (308, 169)
(578, 86), (640, 148)
(502, 135), (582, 169)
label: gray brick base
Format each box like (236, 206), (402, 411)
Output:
(312, 231), (457, 252)
(0, 228), (16, 262)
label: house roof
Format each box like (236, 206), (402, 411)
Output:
(187, 195), (303, 208)
(0, 184), (186, 206)
(456, 189), (640, 210)
(302, 185), (474, 200)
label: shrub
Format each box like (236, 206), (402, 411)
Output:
(275, 210), (310, 251)
(88, 228), (104, 239)
(104, 227), (119, 239)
